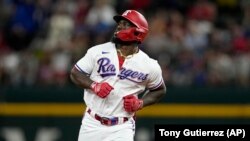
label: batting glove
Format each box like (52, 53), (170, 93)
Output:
(123, 95), (143, 112)
(90, 82), (114, 98)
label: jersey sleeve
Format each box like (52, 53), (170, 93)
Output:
(75, 48), (95, 74)
(147, 61), (164, 90)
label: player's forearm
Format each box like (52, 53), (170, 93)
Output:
(141, 85), (166, 108)
(70, 67), (93, 89)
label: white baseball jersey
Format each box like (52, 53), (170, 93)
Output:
(75, 42), (164, 118)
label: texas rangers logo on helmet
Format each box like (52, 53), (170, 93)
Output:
(122, 10), (132, 16)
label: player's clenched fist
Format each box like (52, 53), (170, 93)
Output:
(90, 82), (114, 98)
(123, 95), (143, 112)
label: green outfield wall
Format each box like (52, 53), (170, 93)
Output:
(1, 86), (250, 103)
(0, 86), (250, 141)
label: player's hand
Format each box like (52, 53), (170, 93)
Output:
(90, 82), (114, 98)
(123, 95), (143, 112)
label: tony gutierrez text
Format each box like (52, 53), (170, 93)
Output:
(159, 129), (225, 138)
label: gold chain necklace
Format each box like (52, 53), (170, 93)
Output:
(117, 48), (138, 59)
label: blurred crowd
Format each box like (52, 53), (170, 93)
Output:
(0, 0), (250, 87)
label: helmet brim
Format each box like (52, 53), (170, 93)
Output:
(113, 15), (124, 23)
(113, 15), (136, 27)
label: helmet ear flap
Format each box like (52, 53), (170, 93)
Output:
(134, 28), (140, 36)
(135, 28), (147, 43)
(115, 27), (140, 43)
(115, 27), (148, 43)
(135, 28), (145, 33)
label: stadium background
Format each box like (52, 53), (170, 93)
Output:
(0, 0), (250, 141)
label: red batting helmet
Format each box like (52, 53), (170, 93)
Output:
(113, 10), (148, 43)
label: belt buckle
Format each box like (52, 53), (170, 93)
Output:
(100, 117), (110, 125)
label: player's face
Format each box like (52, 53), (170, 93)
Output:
(115, 20), (133, 32)
(111, 19), (137, 44)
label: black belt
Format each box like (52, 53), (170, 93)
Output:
(87, 109), (128, 126)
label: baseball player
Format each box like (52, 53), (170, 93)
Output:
(70, 10), (166, 141)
